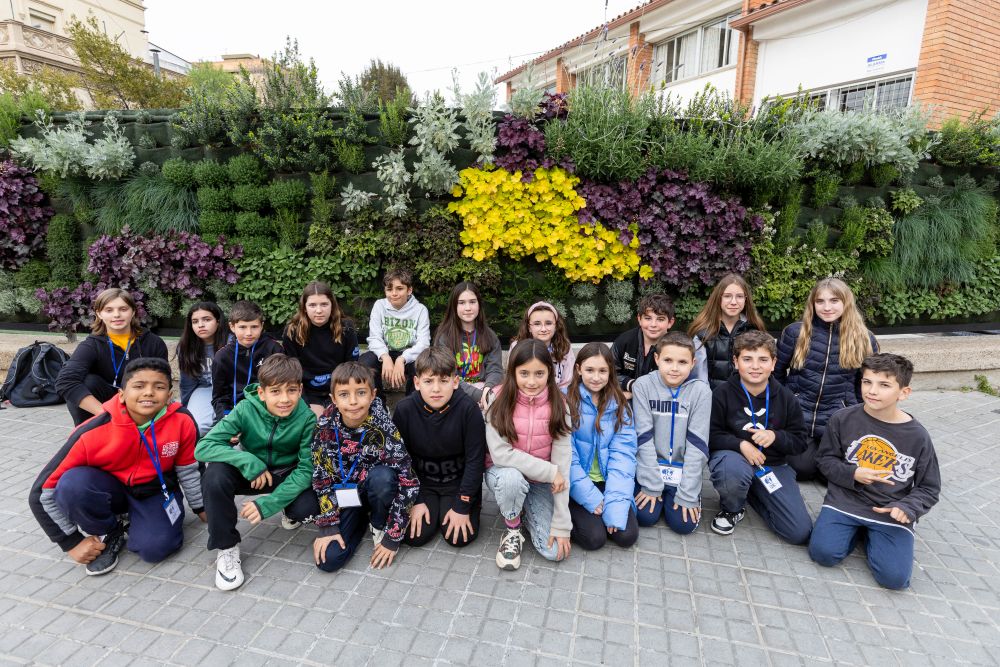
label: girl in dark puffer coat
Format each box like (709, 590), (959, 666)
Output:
(775, 278), (878, 481)
(688, 274), (767, 390)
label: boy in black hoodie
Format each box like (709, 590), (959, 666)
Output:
(211, 301), (283, 421)
(809, 353), (940, 589)
(393, 347), (486, 548)
(708, 330), (811, 544)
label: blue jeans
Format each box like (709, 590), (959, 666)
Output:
(809, 507), (914, 590)
(634, 483), (699, 535)
(484, 466), (560, 561)
(708, 450), (812, 545)
(316, 465), (398, 573)
(54, 466), (184, 563)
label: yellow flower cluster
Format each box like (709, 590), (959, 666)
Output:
(449, 167), (652, 283)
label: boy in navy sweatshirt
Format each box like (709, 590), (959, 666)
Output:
(809, 353), (940, 589)
(708, 330), (811, 544)
(211, 300), (282, 421)
(393, 346), (486, 548)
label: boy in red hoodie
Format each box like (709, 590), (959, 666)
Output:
(29, 358), (205, 576)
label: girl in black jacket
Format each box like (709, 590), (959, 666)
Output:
(688, 274), (766, 390)
(176, 301), (227, 435)
(775, 278), (878, 480)
(56, 288), (168, 425)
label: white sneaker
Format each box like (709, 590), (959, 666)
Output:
(215, 545), (244, 591)
(370, 524), (385, 548)
(495, 527), (523, 571)
(281, 513), (301, 530)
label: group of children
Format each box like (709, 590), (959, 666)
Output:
(29, 269), (940, 592)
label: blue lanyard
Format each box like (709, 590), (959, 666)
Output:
(108, 336), (133, 386)
(334, 423), (365, 486)
(740, 382), (770, 450)
(666, 383), (682, 464)
(232, 341), (258, 408)
(460, 329), (477, 379)
(137, 422), (170, 501)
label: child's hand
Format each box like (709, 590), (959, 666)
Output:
(197, 511), (208, 523)
(370, 544), (397, 569)
(239, 501), (262, 524)
(314, 534), (346, 565)
(593, 502), (603, 516)
(747, 427), (776, 448)
(623, 390), (632, 400)
(674, 503), (701, 524)
(68, 535), (105, 564)
(548, 535), (571, 561)
(873, 505), (911, 524)
(408, 503), (430, 539)
(739, 441), (766, 466)
(391, 357), (407, 388)
(854, 467), (895, 486)
(442, 509), (474, 543)
(550, 469), (567, 494)
(229, 433), (241, 444)
(381, 356), (395, 385)
(607, 525), (617, 534)
(635, 491), (659, 512)
(250, 470), (273, 490)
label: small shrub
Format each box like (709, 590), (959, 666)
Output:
(230, 235), (271, 259)
(869, 163), (900, 188)
(275, 208), (304, 248)
(268, 179), (308, 210)
(931, 114), (1000, 167)
(811, 172), (841, 207)
(332, 139), (366, 174)
(776, 183), (803, 248)
(137, 132), (156, 149)
(309, 171), (336, 226)
(234, 211), (272, 236)
(0, 160), (53, 270)
(842, 160), (865, 185)
(605, 279), (635, 304)
(865, 196), (887, 210)
(231, 183), (269, 211)
(571, 283), (599, 300)
(571, 303), (598, 327)
(890, 188), (923, 215)
(193, 159), (229, 188)
(199, 210), (236, 236)
(226, 153), (267, 185)
(138, 161), (160, 176)
(46, 213), (80, 285)
(378, 94), (409, 147)
(805, 219), (830, 249)
(161, 158), (196, 188)
(604, 299), (632, 325)
(13, 258), (50, 288)
(197, 186), (231, 212)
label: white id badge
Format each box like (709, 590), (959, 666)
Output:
(755, 467), (782, 494)
(658, 462), (684, 486)
(335, 486), (362, 507)
(163, 494), (182, 525)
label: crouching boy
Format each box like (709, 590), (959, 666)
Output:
(29, 358), (205, 576)
(312, 362), (420, 572)
(393, 347), (486, 548)
(196, 354), (318, 591)
(708, 331), (812, 544)
(809, 353), (940, 590)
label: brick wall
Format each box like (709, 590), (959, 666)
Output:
(626, 21), (653, 97)
(913, 0), (1000, 120)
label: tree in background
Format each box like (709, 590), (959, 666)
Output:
(0, 63), (82, 147)
(360, 59), (412, 106)
(187, 62), (235, 99)
(67, 15), (187, 109)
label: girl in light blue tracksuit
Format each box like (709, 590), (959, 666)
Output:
(565, 342), (639, 550)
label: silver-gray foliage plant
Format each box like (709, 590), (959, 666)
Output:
(571, 303), (598, 327)
(11, 110), (135, 180)
(455, 71), (497, 167)
(508, 65), (544, 119)
(373, 149), (412, 218)
(340, 182), (377, 214)
(409, 92), (460, 194)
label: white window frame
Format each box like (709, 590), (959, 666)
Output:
(28, 9), (57, 32)
(650, 13), (740, 87)
(577, 53), (628, 90)
(801, 72), (915, 112)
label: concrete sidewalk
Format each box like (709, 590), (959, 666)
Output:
(1, 389), (999, 666)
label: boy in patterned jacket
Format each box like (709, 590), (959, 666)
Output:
(311, 361), (420, 572)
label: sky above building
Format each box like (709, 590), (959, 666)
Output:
(144, 0), (641, 106)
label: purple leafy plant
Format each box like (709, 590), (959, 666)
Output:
(578, 168), (763, 288)
(0, 160), (53, 270)
(36, 283), (146, 335)
(494, 93), (573, 178)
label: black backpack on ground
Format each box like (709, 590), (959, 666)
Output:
(0, 341), (70, 408)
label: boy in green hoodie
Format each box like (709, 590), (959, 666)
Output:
(196, 354), (317, 590)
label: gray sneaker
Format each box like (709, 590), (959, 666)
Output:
(495, 528), (523, 571)
(710, 509), (746, 536)
(86, 520), (127, 576)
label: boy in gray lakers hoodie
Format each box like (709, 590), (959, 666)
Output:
(359, 268), (430, 397)
(631, 333), (712, 534)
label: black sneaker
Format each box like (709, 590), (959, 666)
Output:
(710, 509), (746, 536)
(86, 520), (127, 576)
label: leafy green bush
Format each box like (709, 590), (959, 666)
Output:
(811, 172), (841, 207)
(837, 206), (894, 257)
(226, 153), (267, 185)
(193, 159), (229, 188)
(268, 179), (308, 210)
(275, 209), (304, 248)
(332, 139), (366, 174)
(230, 235), (271, 259)
(46, 213), (80, 286)
(805, 219), (830, 249)
(13, 259), (50, 288)
(930, 114), (1000, 167)
(231, 184), (269, 211)
(775, 183), (803, 247)
(197, 186), (231, 212)
(869, 163), (900, 188)
(379, 93), (409, 147)
(161, 158), (196, 188)
(309, 171), (336, 226)
(874, 256), (1000, 324)
(235, 246), (354, 323)
(234, 211), (272, 236)
(199, 210), (236, 236)
(842, 160), (865, 185)
(891, 188), (923, 215)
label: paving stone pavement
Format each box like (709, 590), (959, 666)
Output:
(1, 390), (999, 666)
